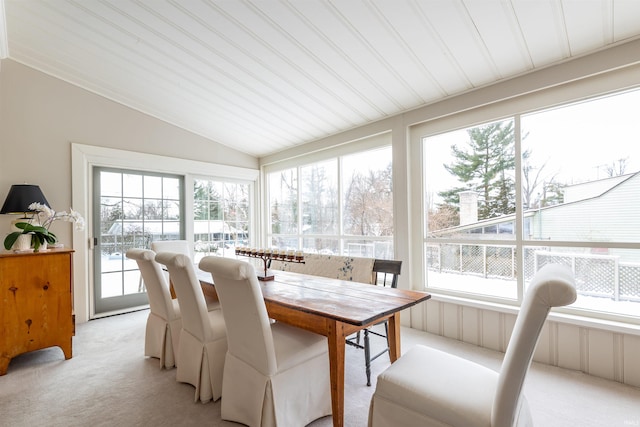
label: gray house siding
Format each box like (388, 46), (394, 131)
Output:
(532, 172), (640, 262)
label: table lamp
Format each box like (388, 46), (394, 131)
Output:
(0, 184), (51, 218)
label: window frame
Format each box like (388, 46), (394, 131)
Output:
(262, 132), (395, 258)
(412, 84), (640, 326)
(192, 176), (254, 261)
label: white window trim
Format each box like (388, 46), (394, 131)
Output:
(261, 131), (391, 173)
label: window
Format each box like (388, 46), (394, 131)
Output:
(423, 89), (640, 320)
(520, 89), (640, 318)
(193, 178), (251, 261)
(424, 119), (518, 299)
(94, 168), (183, 313)
(267, 146), (394, 258)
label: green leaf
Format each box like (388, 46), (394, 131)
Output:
(26, 224), (48, 233)
(32, 235), (41, 252)
(3, 232), (21, 250)
(3, 224), (57, 251)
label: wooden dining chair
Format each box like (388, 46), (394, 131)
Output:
(346, 259), (402, 386)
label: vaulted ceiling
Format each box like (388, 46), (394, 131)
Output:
(3, 0), (640, 158)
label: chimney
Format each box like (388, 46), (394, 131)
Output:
(458, 191), (478, 225)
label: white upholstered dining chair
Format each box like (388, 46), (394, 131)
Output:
(149, 240), (220, 311)
(368, 263), (577, 427)
(126, 248), (181, 369)
(150, 239), (193, 259)
(146, 240), (192, 294)
(155, 252), (227, 403)
(143, 240), (191, 294)
(199, 256), (332, 427)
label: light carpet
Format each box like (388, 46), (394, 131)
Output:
(1, 309), (639, 426)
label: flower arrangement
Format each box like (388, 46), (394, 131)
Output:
(3, 202), (85, 252)
(28, 203), (85, 232)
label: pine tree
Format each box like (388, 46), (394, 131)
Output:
(438, 121), (516, 220)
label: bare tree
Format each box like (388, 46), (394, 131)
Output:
(427, 204), (459, 232)
(271, 169), (297, 235)
(604, 157), (629, 177)
(522, 149), (563, 209)
(343, 165), (393, 236)
(302, 164), (338, 234)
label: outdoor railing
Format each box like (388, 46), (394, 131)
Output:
(426, 244), (640, 302)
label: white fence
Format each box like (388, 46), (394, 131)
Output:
(426, 244), (640, 302)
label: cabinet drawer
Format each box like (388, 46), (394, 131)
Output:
(1, 250), (75, 374)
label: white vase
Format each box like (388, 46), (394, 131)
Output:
(13, 234), (33, 251)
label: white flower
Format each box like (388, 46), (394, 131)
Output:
(28, 202), (85, 232)
(68, 208), (85, 231)
(29, 202), (55, 223)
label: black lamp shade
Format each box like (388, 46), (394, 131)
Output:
(0, 184), (51, 214)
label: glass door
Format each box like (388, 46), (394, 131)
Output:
(93, 167), (184, 314)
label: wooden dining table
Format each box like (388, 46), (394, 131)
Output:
(197, 268), (431, 427)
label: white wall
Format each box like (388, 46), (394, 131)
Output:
(0, 59), (258, 240)
(416, 299), (640, 388)
(0, 58), (259, 322)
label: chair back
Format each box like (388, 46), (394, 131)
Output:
(155, 252), (213, 342)
(199, 256), (277, 375)
(150, 240), (193, 259)
(372, 259), (401, 288)
(492, 263), (576, 427)
(126, 248), (175, 321)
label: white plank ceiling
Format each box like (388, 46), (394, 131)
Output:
(3, 0), (640, 158)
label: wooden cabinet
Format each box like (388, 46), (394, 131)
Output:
(0, 248), (75, 375)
